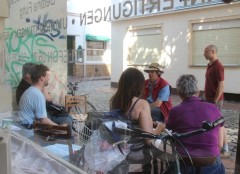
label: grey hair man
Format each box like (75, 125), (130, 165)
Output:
(16, 62), (35, 105)
(176, 74), (199, 98)
(167, 74), (225, 173)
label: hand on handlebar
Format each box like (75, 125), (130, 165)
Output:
(154, 121), (165, 135)
(60, 124), (68, 127)
(112, 117), (225, 149)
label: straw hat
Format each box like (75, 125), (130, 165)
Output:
(144, 63), (164, 73)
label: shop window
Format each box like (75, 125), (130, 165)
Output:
(191, 18), (240, 66)
(86, 41), (106, 61)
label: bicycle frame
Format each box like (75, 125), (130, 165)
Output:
(67, 82), (80, 96)
(67, 81), (97, 113)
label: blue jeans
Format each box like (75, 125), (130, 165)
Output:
(151, 107), (164, 122)
(181, 156), (225, 174)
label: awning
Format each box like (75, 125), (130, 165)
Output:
(85, 34), (111, 42)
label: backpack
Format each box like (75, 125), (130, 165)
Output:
(46, 101), (68, 117)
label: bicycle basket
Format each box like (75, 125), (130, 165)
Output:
(77, 122), (93, 145)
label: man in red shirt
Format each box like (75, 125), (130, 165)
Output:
(203, 44), (230, 158)
(204, 45), (224, 105)
(143, 63), (172, 122)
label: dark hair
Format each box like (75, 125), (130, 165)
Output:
(176, 74), (199, 98)
(22, 62), (35, 77)
(110, 67), (145, 112)
(31, 64), (50, 84)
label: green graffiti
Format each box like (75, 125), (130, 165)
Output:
(4, 27), (59, 87)
(35, 37), (58, 62)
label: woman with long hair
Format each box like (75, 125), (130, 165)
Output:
(110, 67), (164, 143)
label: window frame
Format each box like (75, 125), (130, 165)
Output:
(189, 16), (240, 67)
(86, 40), (106, 62)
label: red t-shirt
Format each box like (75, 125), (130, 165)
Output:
(204, 59), (224, 102)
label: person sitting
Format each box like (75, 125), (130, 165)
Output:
(110, 67), (165, 139)
(16, 62), (68, 119)
(18, 64), (73, 130)
(16, 62), (56, 105)
(143, 62), (172, 122)
(166, 74), (225, 174)
(110, 67), (165, 172)
(16, 62), (34, 105)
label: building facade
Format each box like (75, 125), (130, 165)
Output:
(0, 0), (240, 112)
(0, 0), (111, 111)
(109, 0), (240, 98)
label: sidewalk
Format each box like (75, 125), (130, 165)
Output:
(69, 78), (239, 173)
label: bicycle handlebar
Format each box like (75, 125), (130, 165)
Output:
(67, 82), (81, 88)
(202, 117), (225, 130)
(112, 117), (225, 144)
(67, 82), (81, 95)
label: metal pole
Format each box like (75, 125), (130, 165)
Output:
(235, 113), (240, 174)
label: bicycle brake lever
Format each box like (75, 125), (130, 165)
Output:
(202, 121), (212, 130)
(112, 139), (129, 147)
(164, 129), (172, 136)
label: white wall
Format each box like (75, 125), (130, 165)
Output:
(0, 17), (13, 112)
(0, 0), (11, 112)
(111, 3), (240, 94)
(0, 0), (9, 17)
(67, 0), (111, 64)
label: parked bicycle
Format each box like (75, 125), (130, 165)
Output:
(109, 116), (225, 174)
(66, 81), (97, 133)
(67, 81), (97, 114)
(70, 113), (224, 174)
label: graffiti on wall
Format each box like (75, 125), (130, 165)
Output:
(0, 0), (71, 106)
(1, 14), (68, 89)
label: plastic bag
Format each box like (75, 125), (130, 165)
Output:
(84, 124), (129, 173)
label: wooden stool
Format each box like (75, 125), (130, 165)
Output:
(65, 95), (88, 114)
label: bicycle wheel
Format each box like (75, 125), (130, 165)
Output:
(151, 139), (181, 174)
(69, 99), (96, 113)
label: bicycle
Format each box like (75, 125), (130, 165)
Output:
(66, 81), (97, 133)
(72, 113), (224, 174)
(67, 81), (97, 114)
(108, 116), (225, 174)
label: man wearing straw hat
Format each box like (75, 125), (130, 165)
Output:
(143, 62), (172, 122)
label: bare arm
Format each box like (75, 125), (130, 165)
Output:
(42, 87), (53, 102)
(214, 81), (224, 103)
(153, 122), (165, 135)
(149, 85), (170, 108)
(137, 100), (165, 144)
(138, 100), (154, 134)
(149, 99), (163, 108)
(130, 99), (165, 145)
